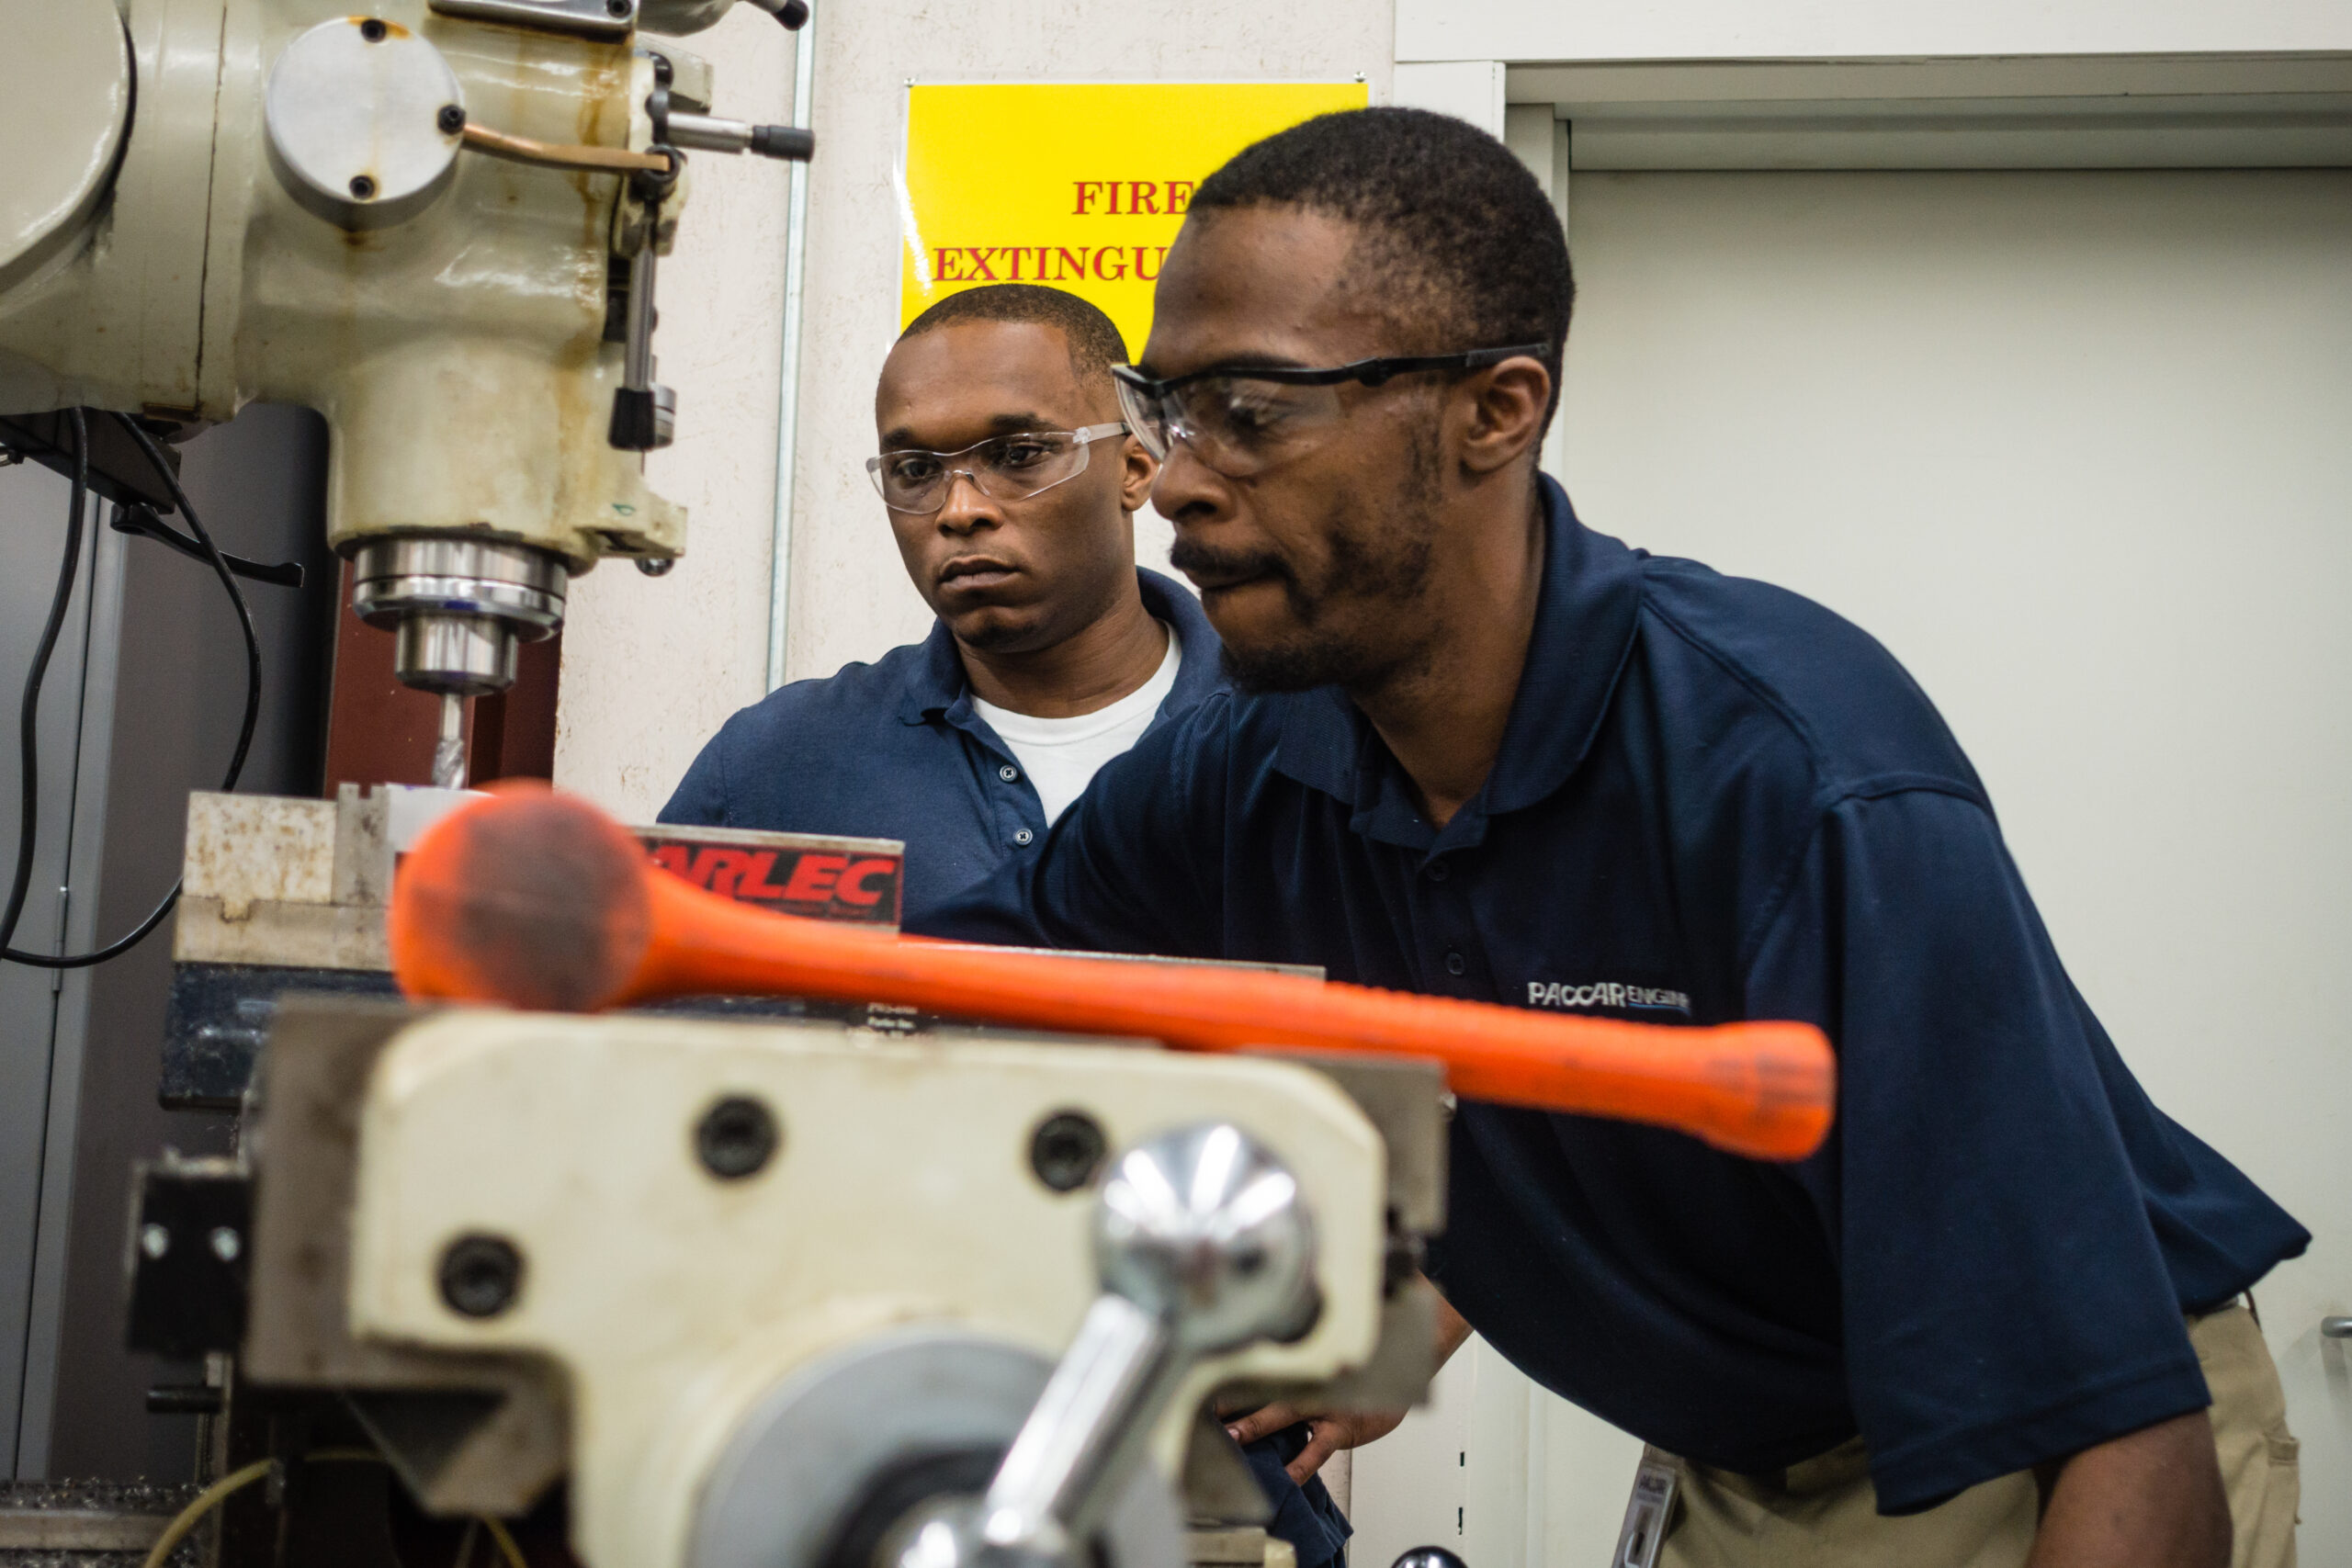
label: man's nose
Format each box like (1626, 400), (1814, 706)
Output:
(935, 469), (1002, 535)
(1148, 437), (1230, 525)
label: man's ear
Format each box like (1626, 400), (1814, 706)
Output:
(1118, 434), (1159, 513)
(1455, 356), (1551, 477)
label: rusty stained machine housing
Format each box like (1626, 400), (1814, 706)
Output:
(0, 0), (814, 783)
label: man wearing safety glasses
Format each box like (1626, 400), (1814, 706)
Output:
(917, 110), (2305, 1568)
(660, 284), (1225, 926)
(665, 283), (1356, 1568)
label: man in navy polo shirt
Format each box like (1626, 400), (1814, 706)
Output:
(916, 112), (2309, 1566)
(662, 285), (1224, 926)
(662, 285), (1358, 1568)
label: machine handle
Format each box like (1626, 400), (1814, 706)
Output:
(389, 786), (1838, 1161)
(2323, 1317), (2352, 1339)
(978, 1292), (1173, 1553)
(887, 1123), (1317, 1568)
(663, 112), (815, 162)
(110, 504), (305, 589)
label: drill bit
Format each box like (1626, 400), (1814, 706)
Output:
(432, 693), (467, 791)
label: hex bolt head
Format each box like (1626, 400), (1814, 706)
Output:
(438, 1235), (525, 1319)
(437, 104), (465, 135)
(349, 175), (378, 200)
(139, 1224), (170, 1260)
(696, 1095), (779, 1180)
(1029, 1110), (1107, 1193)
(209, 1226), (242, 1264)
(358, 17), (388, 41)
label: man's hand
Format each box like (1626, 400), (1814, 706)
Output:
(2029, 1411), (2230, 1568)
(1223, 1404), (1407, 1485)
(1217, 1280), (1476, 1485)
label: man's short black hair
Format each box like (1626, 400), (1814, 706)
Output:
(1190, 107), (1573, 429)
(900, 284), (1131, 381)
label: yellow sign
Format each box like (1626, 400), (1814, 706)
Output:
(899, 81), (1370, 358)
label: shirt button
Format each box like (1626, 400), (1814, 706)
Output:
(1013, 829), (1035, 845)
(999, 764), (1019, 782)
(1426, 859), (1451, 882)
(1444, 951), (1467, 976)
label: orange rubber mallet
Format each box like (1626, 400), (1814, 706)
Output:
(388, 784), (1836, 1161)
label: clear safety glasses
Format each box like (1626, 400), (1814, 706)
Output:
(866, 423), (1130, 514)
(1110, 345), (1546, 479)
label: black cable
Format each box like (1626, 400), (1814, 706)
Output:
(0, 412), (263, 968)
(0, 410), (89, 962)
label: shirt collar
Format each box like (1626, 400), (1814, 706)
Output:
(1137, 565), (1227, 717)
(1271, 474), (1645, 845)
(897, 566), (1228, 726)
(899, 614), (972, 725)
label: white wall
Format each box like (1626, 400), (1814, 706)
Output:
(779, 0), (1396, 689)
(1396, 0), (2352, 66)
(553, 6), (797, 822)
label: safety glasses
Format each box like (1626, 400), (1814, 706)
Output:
(866, 423), (1130, 514)
(1111, 345), (1545, 478)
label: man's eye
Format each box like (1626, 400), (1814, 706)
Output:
(1210, 384), (1300, 440)
(886, 455), (941, 485)
(990, 439), (1058, 470)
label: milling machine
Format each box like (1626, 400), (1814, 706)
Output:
(2, 0), (814, 782)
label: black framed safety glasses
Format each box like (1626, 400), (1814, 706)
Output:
(1111, 344), (1546, 477)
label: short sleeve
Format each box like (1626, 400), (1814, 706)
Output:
(912, 698), (1230, 956)
(1747, 786), (2211, 1513)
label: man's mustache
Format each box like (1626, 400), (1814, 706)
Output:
(1168, 537), (1293, 586)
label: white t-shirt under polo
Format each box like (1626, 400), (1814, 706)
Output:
(970, 625), (1182, 826)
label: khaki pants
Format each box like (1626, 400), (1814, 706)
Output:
(1654, 1304), (2300, 1568)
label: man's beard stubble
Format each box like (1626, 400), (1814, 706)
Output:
(1174, 427), (1445, 696)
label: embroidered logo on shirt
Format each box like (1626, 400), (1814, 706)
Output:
(1527, 980), (1691, 1015)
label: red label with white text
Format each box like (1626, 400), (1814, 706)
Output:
(635, 827), (903, 928)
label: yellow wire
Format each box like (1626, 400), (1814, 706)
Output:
(481, 1514), (529, 1568)
(140, 1445), (526, 1568)
(141, 1457), (271, 1568)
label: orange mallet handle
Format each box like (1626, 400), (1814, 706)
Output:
(390, 785), (1835, 1161)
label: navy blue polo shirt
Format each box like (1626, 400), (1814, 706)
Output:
(916, 477), (2309, 1514)
(660, 570), (1227, 925)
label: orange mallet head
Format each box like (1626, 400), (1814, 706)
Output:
(390, 784), (1838, 1161)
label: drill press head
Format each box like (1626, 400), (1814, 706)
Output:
(1, 0), (817, 700)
